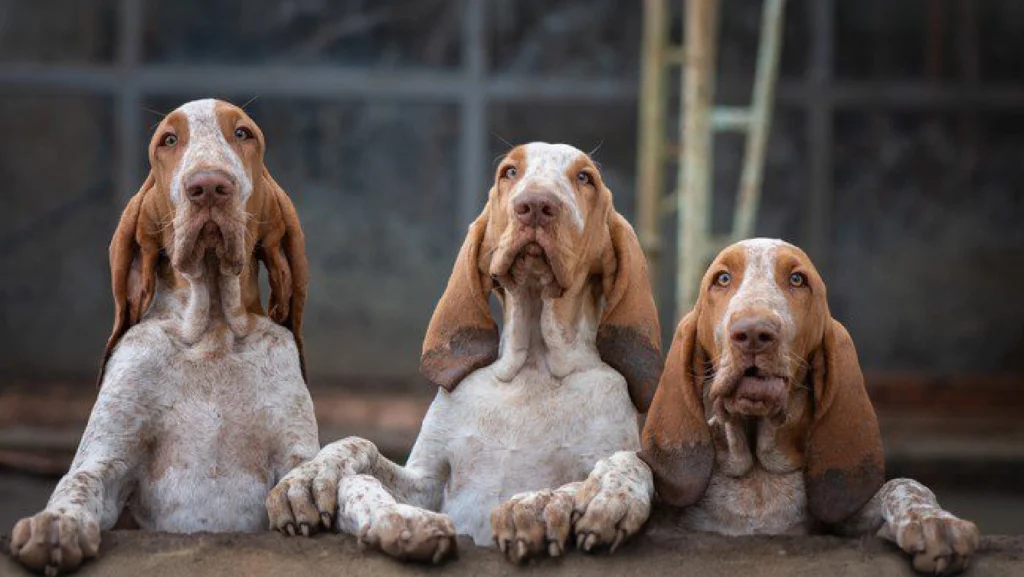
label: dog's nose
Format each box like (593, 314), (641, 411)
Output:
(185, 170), (235, 206)
(513, 192), (559, 227)
(729, 316), (781, 353)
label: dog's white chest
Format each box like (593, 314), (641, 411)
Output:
(682, 468), (810, 535)
(434, 364), (640, 543)
(108, 318), (313, 533)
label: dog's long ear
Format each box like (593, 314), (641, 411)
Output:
(100, 173), (160, 386)
(597, 211), (663, 412)
(420, 206), (498, 391)
(805, 319), (885, 525)
(639, 311), (715, 506)
(258, 168), (309, 380)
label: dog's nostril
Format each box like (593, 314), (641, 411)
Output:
(732, 331), (749, 343)
(515, 203), (530, 215)
(188, 186), (204, 199)
(215, 185), (227, 195)
(757, 331), (775, 343)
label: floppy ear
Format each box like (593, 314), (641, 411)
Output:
(258, 168), (309, 380)
(639, 311), (715, 506)
(99, 173), (160, 386)
(420, 208), (498, 391)
(805, 319), (885, 525)
(597, 211), (663, 412)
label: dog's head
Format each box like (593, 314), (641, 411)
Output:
(101, 98), (307, 382)
(640, 239), (884, 524)
(419, 143), (662, 412)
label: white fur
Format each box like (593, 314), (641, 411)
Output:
(511, 142), (586, 231)
(716, 238), (793, 347)
(270, 152), (653, 560)
(273, 286), (651, 550)
(170, 99), (253, 204)
(670, 239), (979, 575)
(11, 100), (317, 576)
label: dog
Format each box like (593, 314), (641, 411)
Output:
(267, 142), (661, 564)
(640, 238), (980, 575)
(9, 99), (318, 575)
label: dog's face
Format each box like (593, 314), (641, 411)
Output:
(485, 143), (611, 297)
(641, 239), (885, 523)
(101, 99), (307, 383)
(420, 143), (662, 412)
(148, 99), (265, 277)
(697, 239), (829, 423)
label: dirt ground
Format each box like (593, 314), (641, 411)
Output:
(1, 522), (1023, 577)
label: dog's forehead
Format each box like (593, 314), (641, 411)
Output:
(522, 142), (588, 175)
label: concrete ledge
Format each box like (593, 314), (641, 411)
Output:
(2, 526), (1021, 577)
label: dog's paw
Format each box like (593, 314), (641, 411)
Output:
(10, 511), (100, 576)
(267, 459), (340, 536)
(884, 510), (979, 575)
(491, 489), (575, 563)
(359, 504), (457, 564)
(572, 456), (652, 554)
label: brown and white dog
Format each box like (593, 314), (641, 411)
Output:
(268, 143), (661, 564)
(641, 238), (979, 575)
(10, 99), (318, 575)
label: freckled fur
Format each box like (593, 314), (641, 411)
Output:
(10, 99), (317, 576)
(644, 239), (980, 575)
(269, 143), (656, 564)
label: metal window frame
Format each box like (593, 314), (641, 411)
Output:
(1, 0), (1021, 254)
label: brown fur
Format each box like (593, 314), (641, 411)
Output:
(419, 145), (662, 412)
(99, 101), (308, 385)
(640, 241), (885, 523)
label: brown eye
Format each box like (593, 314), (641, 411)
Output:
(235, 127), (254, 140)
(577, 171), (592, 185)
(789, 272), (807, 288)
(713, 271), (731, 288)
(159, 133), (177, 147)
(501, 166), (517, 179)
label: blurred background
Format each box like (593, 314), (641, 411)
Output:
(0, 0), (1021, 534)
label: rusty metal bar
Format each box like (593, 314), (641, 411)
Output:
(636, 0), (670, 292)
(733, 0), (787, 240)
(711, 106), (753, 131)
(677, 0), (720, 316)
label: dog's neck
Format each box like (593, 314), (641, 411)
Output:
(705, 368), (812, 478)
(155, 252), (255, 345)
(490, 280), (602, 383)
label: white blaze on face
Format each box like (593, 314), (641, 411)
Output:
(513, 142), (586, 230)
(169, 99), (253, 205)
(717, 238), (794, 347)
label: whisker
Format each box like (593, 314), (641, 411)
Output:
(588, 139), (605, 157)
(491, 131), (515, 150)
(240, 94), (261, 111)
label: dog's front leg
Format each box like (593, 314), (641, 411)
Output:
(267, 433), (455, 563)
(836, 478), (979, 575)
(490, 451), (654, 564)
(10, 384), (147, 576)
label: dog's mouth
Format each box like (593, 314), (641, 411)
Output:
(491, 234), (567, 297)
(172, 211), (246, 277)
(713, 365), (789, 423)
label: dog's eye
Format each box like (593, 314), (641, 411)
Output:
(577, 171), (592, 185)
(501, 166), (517, 179)
(159, 133), (177, 147)
(789, 272), (807, 288)
(713, 271), (731, 287)
(235, 127), (254, 140)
